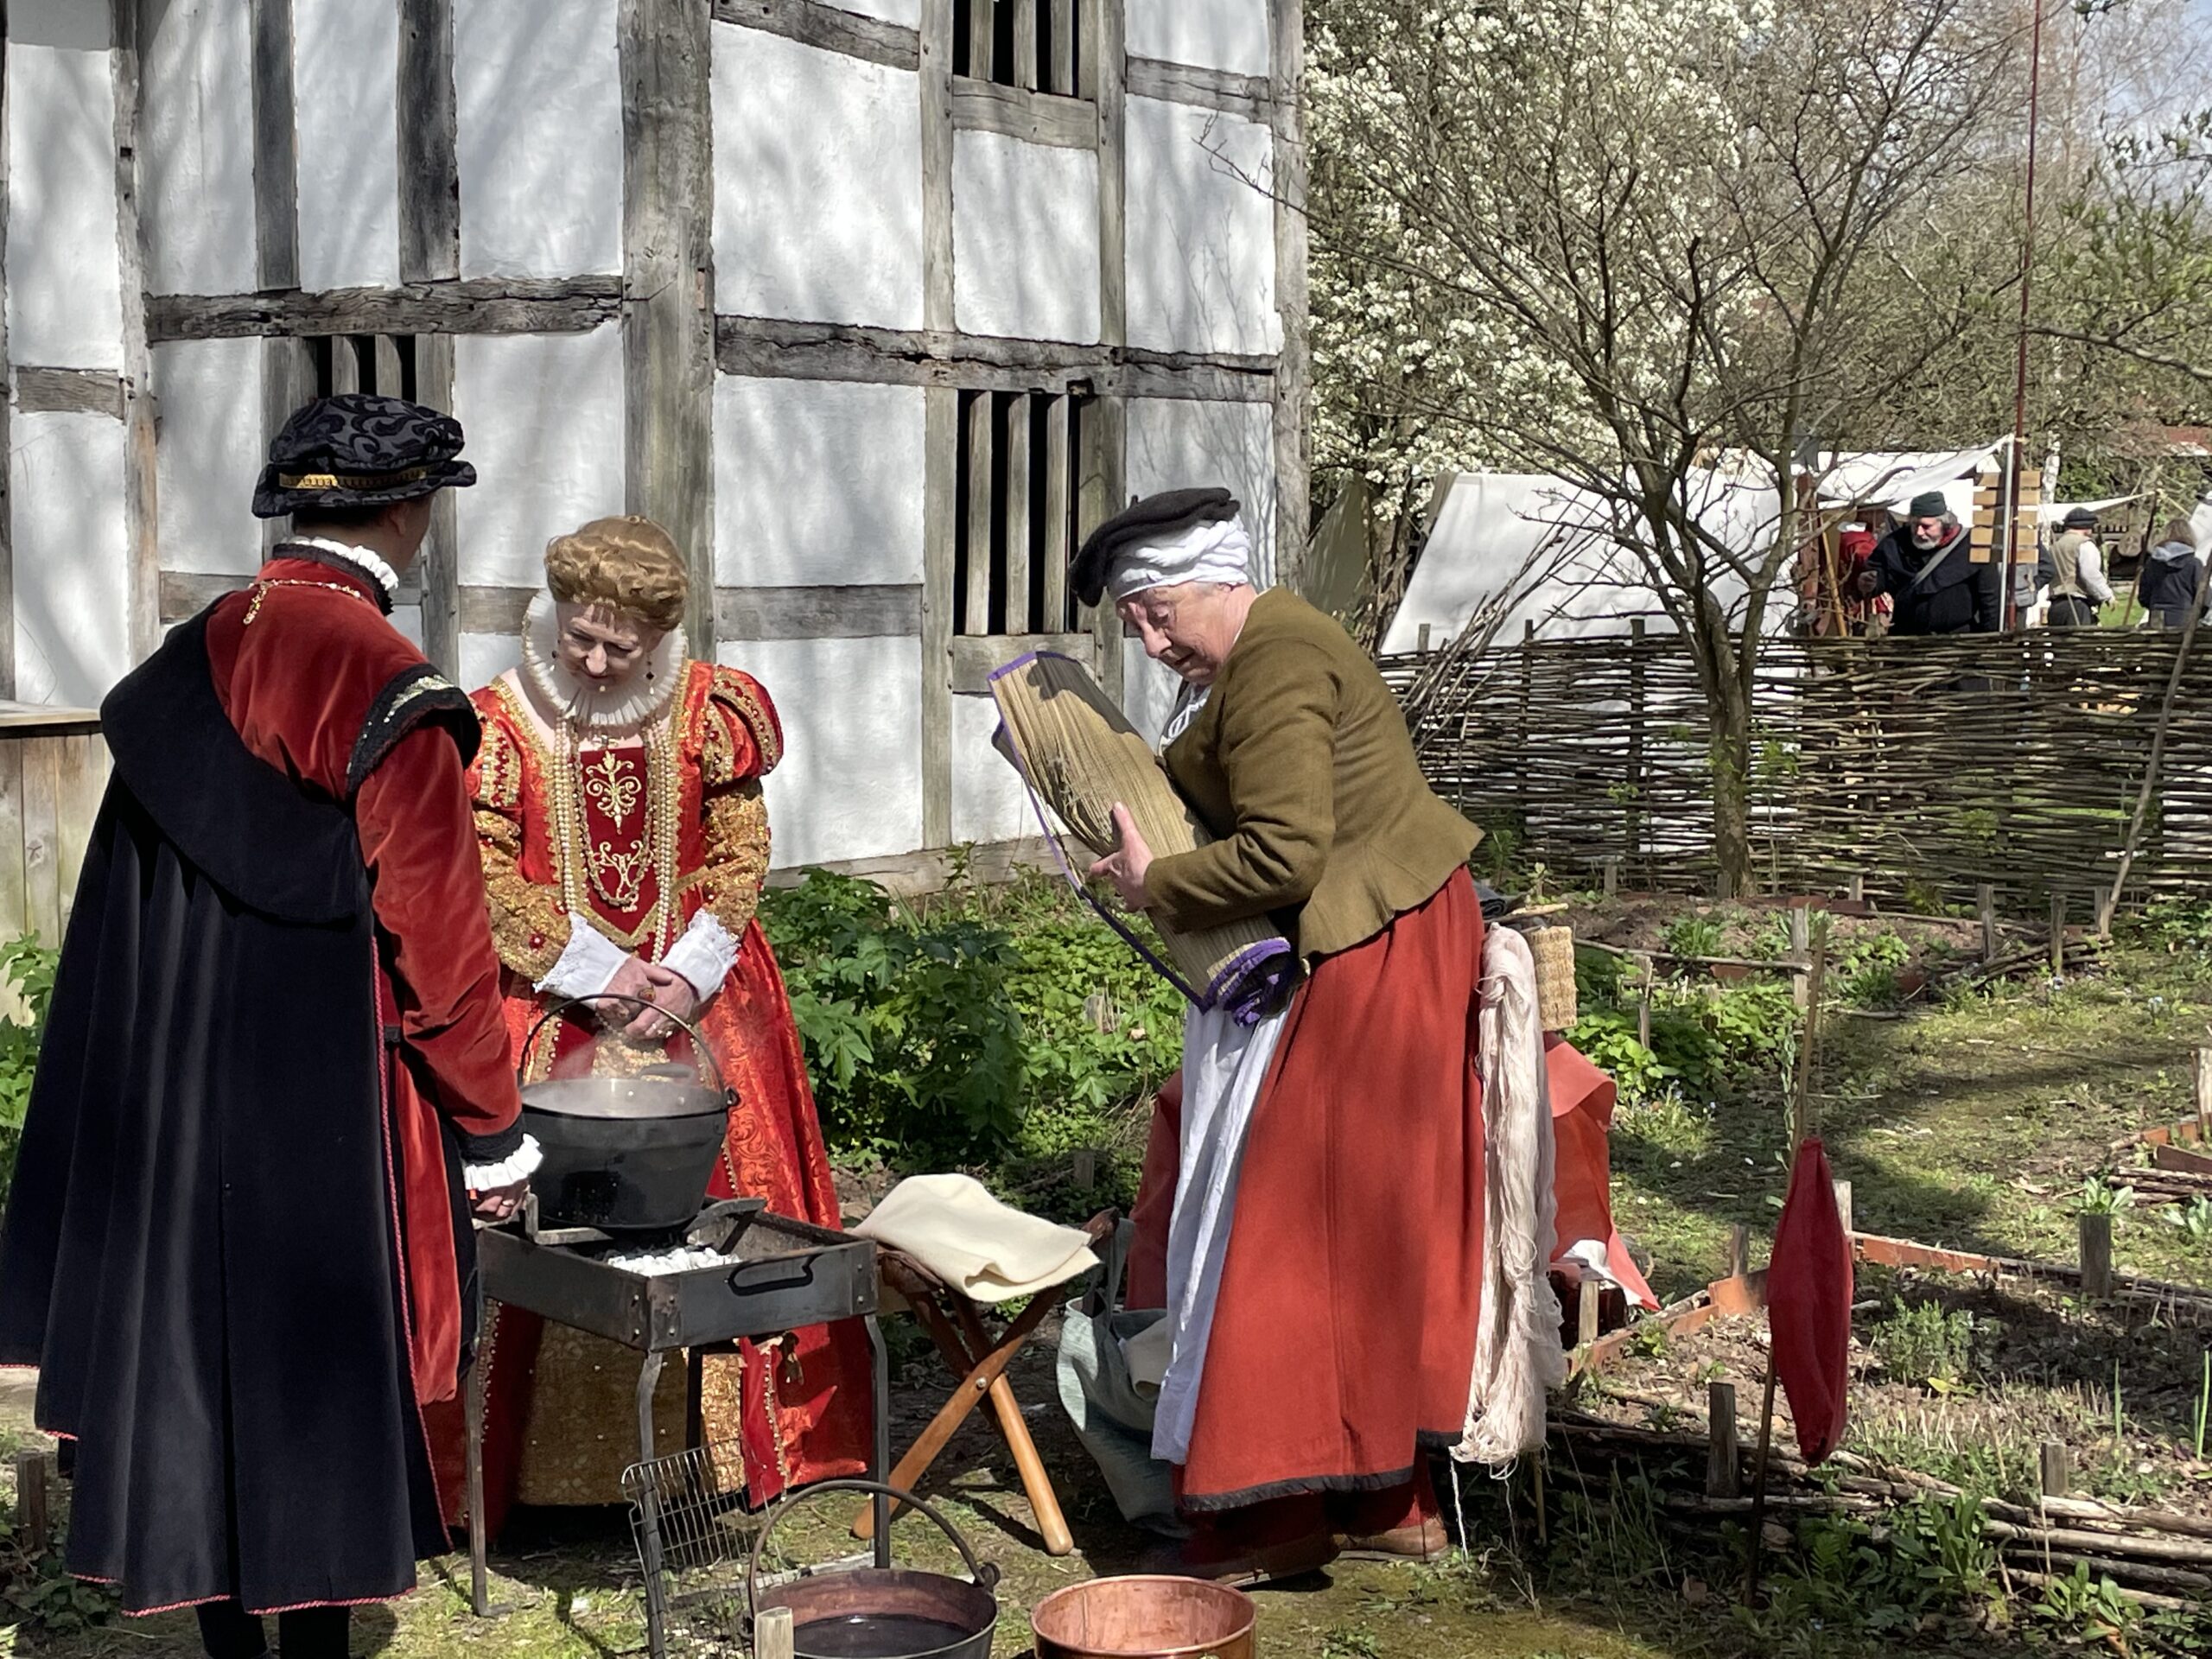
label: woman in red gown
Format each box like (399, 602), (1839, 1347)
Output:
(455, 515), (867, 1527)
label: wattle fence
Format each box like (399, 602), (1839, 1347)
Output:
(1381, 630), (2212, 912)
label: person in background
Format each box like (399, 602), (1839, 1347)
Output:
(1860, 491), (2003, 635)
(2137, 517), (2206, 631)
(0, 396), (531, 1659)
(2045, 505), (2113, 628)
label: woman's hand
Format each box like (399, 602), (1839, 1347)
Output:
(624, 964), (699, 1043)
(598, 954), (665, 1029)
(1088, 804), (1155, 911)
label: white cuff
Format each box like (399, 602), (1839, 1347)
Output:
(463, 1134), (543, 1190)
(536, 912), (629, 1001)
(660, 910), (740, 1001)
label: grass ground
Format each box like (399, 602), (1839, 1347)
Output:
(3, 897), (2210, 1657)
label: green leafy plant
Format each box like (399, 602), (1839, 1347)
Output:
(1662, 914), (1725, 960)
(2162, 1195), (2212, 1243)
(1869, 1299), (1981, 1393)
(2035, 1560), (2142, 1651)
(0, 938), (57, 1192)
(2078, 1175), (2138, 1215)
(1889, 1491), (2004, 1617)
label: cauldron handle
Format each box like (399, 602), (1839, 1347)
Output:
(745, 1478), (1001, 1620)
(518, 994), (732, 1103)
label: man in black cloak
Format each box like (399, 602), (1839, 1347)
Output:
(0, 395), (535, 1659)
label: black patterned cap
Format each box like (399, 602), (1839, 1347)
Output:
(251, 393), (478, 519)
(1071, 486), (1241, 607)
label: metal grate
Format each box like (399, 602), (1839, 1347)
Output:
(623, 1441), (754, 1634)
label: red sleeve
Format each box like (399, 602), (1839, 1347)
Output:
(357, 722), (524, 1158)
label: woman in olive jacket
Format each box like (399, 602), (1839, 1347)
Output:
(1080, 489), (1486, 1585)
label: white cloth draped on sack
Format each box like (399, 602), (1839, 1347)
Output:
(853, 1174), (1098, 1304)
(1455, 925), (1566, 1467)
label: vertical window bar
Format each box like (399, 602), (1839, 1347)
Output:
(968, 0), (995, 81)
(1048, 0), (1075, 95)
(1041, 392), (1071, 631)
(1010, 0), (1037, 92)
(1002, 391), (1033, 634)
(373, 334), (404, 399)
(963, 391), (995, 637)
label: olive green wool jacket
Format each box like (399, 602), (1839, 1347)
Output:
(1146, 589), (1481, 961)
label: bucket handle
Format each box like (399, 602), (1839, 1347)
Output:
(518, 994), (732, 1103)
(746, 1478), (1001, 1618)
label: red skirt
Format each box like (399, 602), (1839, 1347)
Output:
(1135, 869), (1487, 1510)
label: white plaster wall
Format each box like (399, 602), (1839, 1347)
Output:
(712, 26), (923, 330)
(6, 10), (123, 370)
(1124, 99), (1279, 358)
(452, 327), (627, 588)
(141, 0), (257, 296)
(1127, 0), (1270, 78)
(295, 0), (401, 291)
(950, 691), (1032, 846)
(151, 338), (265, 575)
(455, 0), (623, 279)
(952, 133), (1099, 344)
(1122, 638), (1181, 750)
(11, 411), (130, 709)
(730, 636), (925, 868)
(459, 631), (523, 691)
(1127, 396), (1276, 583)
(714, 378), (926, 588)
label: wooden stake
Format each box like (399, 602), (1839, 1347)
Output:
(756, 1605), (796, 1659)
(1637, 956), (1654, 1051)
(2041, 1441), (2070, 1501)
(2195, 1048), (2212, 1143)
(1789, 907), (1811, 1012)
(1831, 1179), (1853, 1237)
(13, 1448), (47, 1554)
(1727, 1224), (1749, 1281)
(2080, 1211), (2113, 1300)
(1576, 1279), (1603, 1347)
(1744, 1363), (1782, 1605)
(1980, 884), (1999, 963)
(2050, 893), (2068, 977)
(1845, 874), (1863, 905)
(1602, 855), (1621, 897)
(1707, 1382), (1741, 1498)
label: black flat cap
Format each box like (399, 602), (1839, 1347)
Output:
(2063, 506), (2098, 530)
(1071, 487), (1241, 607)
(252, 393), (477, 519)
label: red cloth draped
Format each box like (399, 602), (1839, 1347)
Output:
(1545, 1037), (1659, 1311)
(1768, 1138), (1853, 1465)
(1174, 870), (1486, 1510)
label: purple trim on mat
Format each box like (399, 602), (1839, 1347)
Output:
(1205, 938), (1299, 1027)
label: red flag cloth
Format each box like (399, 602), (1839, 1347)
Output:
(1768, 1137), (1853, 1465)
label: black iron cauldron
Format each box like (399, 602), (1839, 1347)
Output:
(517, 995), (734, 1232)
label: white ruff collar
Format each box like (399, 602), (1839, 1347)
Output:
(288, 535), (401, 602)
(520, 590), (683, 737)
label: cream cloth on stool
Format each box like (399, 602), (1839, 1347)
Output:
(853, 1174), (1099, 1305)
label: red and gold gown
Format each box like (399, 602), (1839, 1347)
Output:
(445, 632), (868, 1529)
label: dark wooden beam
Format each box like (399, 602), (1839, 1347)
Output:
(146, 276), (626, 341)
(112, 0), (161, 663)
(1126, 55), (1271, 122)
(710, 0), (920, 70)
(250, 0), (299, 290)
(397, 0), (460, 283)
(1269, 0), (1309, 591)
(13, 369), (126, 420)
(951, 78), (1096, 149)
(919, 0), (958, 849)
(715, 313), (1274, 400)
(1087, 0), (1127, 706)
(620, 0), (718, 659)
(0, 3), (14, 698)
(716, 583), (922, 640)
(260, 335), (317, 550)
(416, 333), (461, 672)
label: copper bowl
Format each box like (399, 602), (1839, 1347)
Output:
(1030, 1577), (1256, 1659)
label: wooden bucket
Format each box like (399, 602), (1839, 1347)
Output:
(1030, 1576), (1256, 1659)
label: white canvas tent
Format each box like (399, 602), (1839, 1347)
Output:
(1380, 468), (1783, 652)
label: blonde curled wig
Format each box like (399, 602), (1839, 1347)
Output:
(543, 515), (689, 635)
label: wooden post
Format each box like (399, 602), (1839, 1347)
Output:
(1726, 1224), (1749, 1281)
(1601, 855), (1621, 898)
(1010, 0), (1037, 89)
(2040, 1440), (2070, 1501)
(13, 1448), (48, 1554)
(963, 394), (995, 634)
(1706, 1382), (1740, 1498)
(969, 0), (996, 78)
(1267, 0), (1310, 593)
(1048, 0), (1075, 95)
(2050, 892), (2067, 977)
(1845, 873), (1863, 905)
(1831, 1179), (1853, 1236)
(2079, 1211), (2113, 1300)
(756, 1606), (796, 1659)
(416, 334), (461, 675)
(918, 0), (957, 849)
(1637, 955), (1654, 1051)
(1071, 1148), (1096, 1189)
(1416, 622), (1432, 654)
(1789, 906), (1811, 1012)
(2194, 1048), (2212, 1143)
(399, 0), (461, 282)
(1576, 1280), (1601, 1347)
(250, 0), (301, 291)
(620, 0), (718, 661)
(1980, 884), (1999, 963)
(111, 0), (161, 666)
